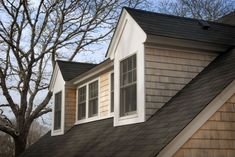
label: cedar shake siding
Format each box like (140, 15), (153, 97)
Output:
(99, 72), (111, 117)
(144, 47), (218, 118)
(64, 86), (76, 132)
(173, 94), (235, 157)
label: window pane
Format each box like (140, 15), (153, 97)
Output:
(54, 91), (62, 130)
(111, 73), (114, 112)
(128, 71), (132, 84)
(120, 54), (137, 117)
(88, 80), (98, 117)
(78, 103), (86, 120)
(78, 86), (86, 120)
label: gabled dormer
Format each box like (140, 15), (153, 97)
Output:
(49, 60), (96, 135)
(106, 7), (234, 125)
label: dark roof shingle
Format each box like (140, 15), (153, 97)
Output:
(21, 48), (235, 157)
(125, 7), (235, 46)
(57, 60), (97, 81)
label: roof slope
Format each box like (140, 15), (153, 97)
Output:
(57, 60), (97, 81)
(125, 7), (235, 46)
(21, 48), (235, 157)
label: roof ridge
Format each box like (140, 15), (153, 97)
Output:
(124, 7), (235, 28)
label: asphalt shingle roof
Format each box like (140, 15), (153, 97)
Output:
(57, 60), (97, 81)
(21, 48), (235, 157)
(125, 7), (235, 46)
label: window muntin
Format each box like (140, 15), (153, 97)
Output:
(54, 91), (62, 130)
(110, 73), (114, 113)
(88, 80), (99, 117)
(77, 86), (86, 120)
(120, 54), (137, 117)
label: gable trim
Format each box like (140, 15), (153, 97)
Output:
(49, 63), (60, 91)
(106, 9), (128, 58)
(157, 79), (235, 157)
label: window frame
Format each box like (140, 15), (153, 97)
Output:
(77, 85), (87, 120)
(54, 91), (62, 131)
(76, 78), (100, 124)
(119, 54), (137, 117)
(88, 80), (99, 117)
(110, 72), (114, 114)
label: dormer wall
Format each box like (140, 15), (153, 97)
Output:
(144, 46), (218, 119)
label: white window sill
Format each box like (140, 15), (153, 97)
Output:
(51, 129), (64, 136)
(75, 116), (99, 124)
(119, 113), (138, 121)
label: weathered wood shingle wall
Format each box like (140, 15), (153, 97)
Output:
(173, 94), (235, 157)
(145, 47), (217, 118)
(64, 86), (76, 132)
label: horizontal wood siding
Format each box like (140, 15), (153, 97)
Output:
(145, 47), (217, 118)
(173, 94), (235, 157)
(99, 72), (110, 117)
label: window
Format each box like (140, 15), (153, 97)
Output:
(77, 86), (86, 120)
(110, 73), (114, 112)
(88, 80), (99, 117)
(54, 91), (62, 130)
(120, 54), (137, 117)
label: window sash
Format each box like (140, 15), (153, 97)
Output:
(88, 80), (98, 117)
(110, 73), (114, 112)
(78, 86), (86, 120)
(120, 54), (137, 117)
(54, 91), (62, 130)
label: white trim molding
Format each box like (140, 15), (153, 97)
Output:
(157, 80), (235, 157)
(75, 77), (102, 124)
(109, 71), (114, 117)
(51, 68), (65, 136)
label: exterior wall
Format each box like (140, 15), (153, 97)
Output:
(64, 86), (76, 132)
(100, 72), (111, 117)
(145, 47), (218, 118)
(173, 94), (235, 157)
(51, 68), (65, 136)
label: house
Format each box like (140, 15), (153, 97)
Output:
(20, 8), (235, 157)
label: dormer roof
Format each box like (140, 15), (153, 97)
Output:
(57, 60), (97, 81)
(124, 7), (235, 46)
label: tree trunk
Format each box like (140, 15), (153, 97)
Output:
(14, 135), (27, 157)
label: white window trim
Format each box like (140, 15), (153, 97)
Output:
(119, 54), (137, 117)
(75, 77), (100, 124)
(119, 53), (138, 119)
(51, 89), (65, 136)
(114, 52), (145, 126)
(109, 71), (114, 117)
(114, 49), (145, 126)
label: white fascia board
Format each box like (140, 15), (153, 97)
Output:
(49, 63), (63, 92)
(106, 9), (147, 59)
(157, 80), (235, 157)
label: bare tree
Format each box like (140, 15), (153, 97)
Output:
(0, 120), (49, 157)
(157, 0), (235, 20)
(0, 0), (146, 156)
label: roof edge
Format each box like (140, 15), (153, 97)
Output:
(157, 79), (235, 157)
